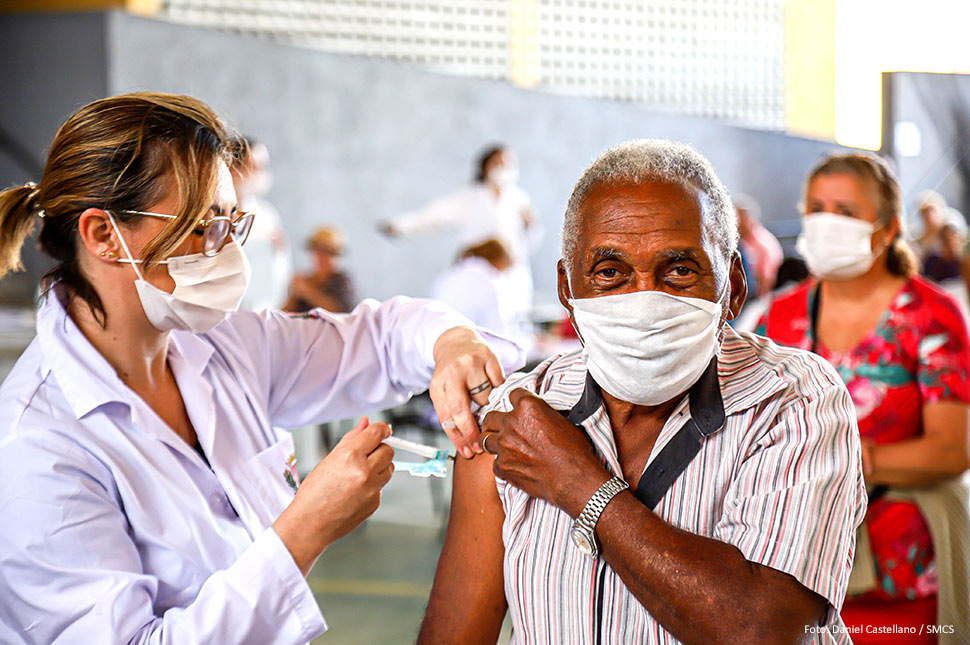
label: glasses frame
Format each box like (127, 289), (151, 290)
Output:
(118, 209), (256, 257)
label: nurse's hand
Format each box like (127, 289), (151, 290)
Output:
(430, 326), (507, 459)
(273, 417), (394, 576)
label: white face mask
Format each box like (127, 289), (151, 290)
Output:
(795, 212), (883, 280)
(487, 167), (519, 189)
(568, 286), (726, 406)
(108, 211), (252, 333)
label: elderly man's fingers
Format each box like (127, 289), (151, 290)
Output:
(481, 409), (507, 434)
(508, 388), (540, 409)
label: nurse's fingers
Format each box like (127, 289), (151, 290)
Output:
(367, 443), (394, 470)
(341, 421), (392, 455)
(342, 416), (370, 440)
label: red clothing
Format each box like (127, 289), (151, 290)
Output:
(757, 276), (970, 601)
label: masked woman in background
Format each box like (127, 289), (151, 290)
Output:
(379, 144), (541, 320)
(0, 93), (523, 644)
(756, 152), (970, 637)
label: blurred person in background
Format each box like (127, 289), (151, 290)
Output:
(912, 189), (968, 262)
(232, 135), (292, 310)
(431, 238), (532, 353)
(922, 222), (966, 284)
(283, 226), (356, 314)
(379, 144), (541, 320)
(756, 152), (970, 640)
(0, 92), (524, 644)
(735, 193), (783, 297)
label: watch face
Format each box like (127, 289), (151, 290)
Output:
(570, 526), (596, 556)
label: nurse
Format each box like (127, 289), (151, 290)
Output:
(0, 93), (524, 644)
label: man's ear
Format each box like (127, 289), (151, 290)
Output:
(726, 252), (748, 321)
(77, 208), (122, 261)
(557, 259), (574, 315)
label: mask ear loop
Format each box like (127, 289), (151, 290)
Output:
(105, 210), (147, 282)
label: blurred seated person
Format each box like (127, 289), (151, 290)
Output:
(431, 238), (532, 351)
(735, 193), (782, 296)
(912, 190), (967, 261)
(922, 222), (965, 284)
(421, 140), (865, 644)
(283, 226), (356, 313)
(756, 152), (970, 636)
(732, 257), (809, 332)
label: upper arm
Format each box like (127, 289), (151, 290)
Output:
(419, 454), (507, 644)
(213, 298), (472, 428)
(916, 292), (970, 466)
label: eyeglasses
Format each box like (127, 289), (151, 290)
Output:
(118, 209), (256, 257)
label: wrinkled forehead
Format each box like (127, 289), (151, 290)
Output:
(576, 178), (712, 239)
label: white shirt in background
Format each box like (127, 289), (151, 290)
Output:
(240, 194), (292, 311)
(391, 183), (542, 317)
(431, 256), (533, 353)
(0, 291), (524, 645)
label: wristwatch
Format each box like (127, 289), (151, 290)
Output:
(570, 476), (629, 557)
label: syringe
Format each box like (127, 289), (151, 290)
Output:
(383, 435), (454, 461)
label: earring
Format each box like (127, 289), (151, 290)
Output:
(99, 251), (106, 257)
(108, 251), (117, 259)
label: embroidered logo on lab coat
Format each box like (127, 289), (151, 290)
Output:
(284, 454), (299, 492)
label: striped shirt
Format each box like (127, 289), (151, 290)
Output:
(482, 327), (867, 644)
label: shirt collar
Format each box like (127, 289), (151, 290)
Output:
(565, 358), (725, 438)
(36, 289), (215, 419)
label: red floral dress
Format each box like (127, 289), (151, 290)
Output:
(756, 276), (970, 601)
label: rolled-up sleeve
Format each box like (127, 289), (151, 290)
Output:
(0, 437), (325, 645)
(713, 359), (867, 612)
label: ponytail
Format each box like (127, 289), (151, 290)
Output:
(0, 183), (41, 278)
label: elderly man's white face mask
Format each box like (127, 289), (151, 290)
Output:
(569, 283), (727, 407)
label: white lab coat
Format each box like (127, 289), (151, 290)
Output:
(0, 290), (524, 645)
(392, 183), (542, 316)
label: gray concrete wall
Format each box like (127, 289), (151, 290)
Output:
(0, 12), (110, 304)
(2, 11), (844, 309)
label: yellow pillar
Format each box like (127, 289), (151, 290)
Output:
(785, 0), (836, 141)
(0, 0), (160, 15)
(509, 0), (539, 88)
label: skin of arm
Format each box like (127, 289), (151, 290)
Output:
(481, 390), (828, 645)
(419, 453), (508, 644)
(864, 400), (970, 487)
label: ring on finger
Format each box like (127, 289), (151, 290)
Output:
(481, 431), (498, 455)
(468, 380), (493, 396)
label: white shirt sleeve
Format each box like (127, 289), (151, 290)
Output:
(0, 436), (325, 645)
(210, 296), (526, 429)
(389, 188), (470, 236)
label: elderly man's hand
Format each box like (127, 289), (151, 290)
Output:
(480, 389), (612, 517)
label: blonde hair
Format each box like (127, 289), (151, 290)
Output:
(0, 92), (238, 324)
(805, 152), (919, 278)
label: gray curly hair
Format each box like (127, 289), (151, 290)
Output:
(561, 139), (739, 280)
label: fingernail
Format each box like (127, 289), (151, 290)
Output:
(461, 447), (473, 459)
(473, 442), (483, 454)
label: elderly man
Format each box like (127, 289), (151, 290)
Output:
(419, 140), (866, 644)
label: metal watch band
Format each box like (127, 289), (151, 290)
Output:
(575, 476), (629, 533)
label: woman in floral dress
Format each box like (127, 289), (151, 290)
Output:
(757, 153), (970, 624)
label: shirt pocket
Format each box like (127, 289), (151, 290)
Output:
(240, 433), (300, 528)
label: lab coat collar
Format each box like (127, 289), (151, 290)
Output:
(36, 288), (215, 420)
